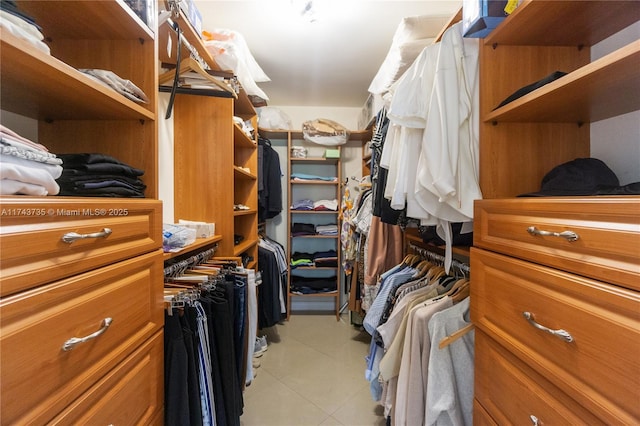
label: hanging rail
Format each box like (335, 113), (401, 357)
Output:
(407, 242), (470, 276)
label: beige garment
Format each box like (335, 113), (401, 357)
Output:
(364, 216), (403, 286)
(394, 297), (453, 426)
(378, 285), (439, 418)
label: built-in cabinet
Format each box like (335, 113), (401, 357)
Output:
(471, 2), (640, 424)
(0, 1), (163, 423)
(161, 2), (259, 266)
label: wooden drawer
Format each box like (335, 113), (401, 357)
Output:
(50, 331), (163, 426)
(473, 399), (497, 426)
(471, 248), (640, 424)
(473, 197), (640, 291)
(0, 250), (163, 425)
(0, 197), (162, 296)
(475, 330), (603, 425)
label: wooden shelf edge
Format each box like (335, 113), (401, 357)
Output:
(234, 166), (257, 180)
(290, 210), (339, 214)
(163, 235), (223, 260)
(233, 238), (258, 256)
(234, 209), (257, 216)
(290, 180), (338, 185)
(291, 235), (338, 239)
(291, 266), (339, 270)
(234, 124), (257, 149)
(288, 292), (339, 298)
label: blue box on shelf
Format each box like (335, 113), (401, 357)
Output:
(463, 0), (513, 38)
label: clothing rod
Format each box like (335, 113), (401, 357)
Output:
(164, 246), (218, 278)
(407, 242), (470, 273)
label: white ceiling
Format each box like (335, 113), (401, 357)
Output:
(193, 0), (462, 107)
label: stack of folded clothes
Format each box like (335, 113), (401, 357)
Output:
(290, 275), (337, 294)
(316, 224), (338, 236)
(290, 172), (337, 182)
(0, 1), (50, 55)
(313, 250), (338, 267)
(291, 222), (316, 236)
(291, 199), (314, 211)
(290, 252), (314, 268)
(313, 199), (338, 211)
(0, 125), (62, 195)
(56, 153), (146, 197)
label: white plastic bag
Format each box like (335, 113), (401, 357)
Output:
(257, 106), (293, 130)
(163, 223), (196, 252)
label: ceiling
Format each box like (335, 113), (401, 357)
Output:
(193, 1), (462, 107)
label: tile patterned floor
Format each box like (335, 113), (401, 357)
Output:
(240, 314), (386, 426)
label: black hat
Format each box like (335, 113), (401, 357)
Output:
(519, 158), (620, 197)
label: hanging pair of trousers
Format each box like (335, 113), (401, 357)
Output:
(231, 274), (247, 385)
(164, 309), (203, 426)
(202, 282), (243, 426)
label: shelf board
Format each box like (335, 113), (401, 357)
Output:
(234, 166), (257, 180)
(485, 1), (640, 47)
(291, 235), (338, 239)
(163, 235), (223, 260)
(404, 232), (471, 258)
(1, 32), (155, 121)
(291, 266), (339, 270)
(290, 180), (338, 185)
(289, 130), (372, 141)
(234, 124), (257, 149)
(485, 41), (640, 123)
(17, 0), (154, 41)
(234, 238), (258, 256)
(291, 157), (340, 164)
(234, 88), (257, 118)
(289, 292), (339, 298)
(234, 209), (257, 216)
(290, 210), (339, 214)
(258, 128), (290, 140)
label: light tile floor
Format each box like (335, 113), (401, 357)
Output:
(240, 314), (386, 426)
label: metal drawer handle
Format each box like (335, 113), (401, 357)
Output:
(62, 318), (113, 351)
(530, 415), (539, 425)
(62, 227), (112, 244)
(523, 312), (573, 343)
(527, 226), (579, 242)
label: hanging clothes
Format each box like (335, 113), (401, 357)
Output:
(380, 22), (481, 273)
(258, 137), (283, 222)
(362, 244), (473, 426)
(163, 251), (254, 426)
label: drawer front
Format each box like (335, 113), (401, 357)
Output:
(0, 197), (162, 296)
(474, 197), (640, 290)
(475, 331), (603, 425)
(471, 248), (640, 424)
(0, 251), (163, 426)
(473, 399), (498, 426)
(51, 331), (163, 426)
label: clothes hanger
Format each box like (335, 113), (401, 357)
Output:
(159, 57), (238, 98)
(438, 322), (474, 349)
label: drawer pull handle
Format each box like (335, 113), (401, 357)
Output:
(530, 415), (539, 425)
(62, 318), (113, 351)
(523, 312), (573, 343)
(62, 228), (112, 244)
(526, 226), (578, 242)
